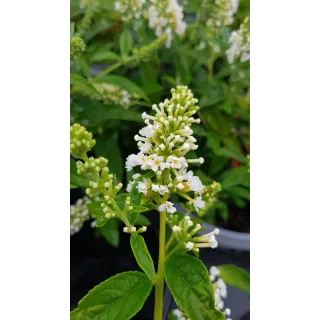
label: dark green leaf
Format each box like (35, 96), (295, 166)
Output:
(221, 167), (250, 189)
(86, 201), (104, 218)
(135, 214), (151, 226)
(89, 51), (120, 63)
(130, 234), (156, 282)
(132, 206), (149, 213)
(207, 131), (221, 154)
(114, 193), (130, 211)
(165, 254), (225, 320)
(73, 271), (152, 320)
(120, 29), (132, 57)
(95, 217), (108, 227)
(70, 74), (98, 97)
(219, 147), (248, 163)
(218, 264), (250, 295)
(95, 76), (149, 101)
(94, 133), (124, 183)
(70, 184), (79, 189)
(99, 218), (120, 247)
(128, 180), (142, 224)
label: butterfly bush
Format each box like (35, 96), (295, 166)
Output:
(227, 16), (250, 64)
(147, 0), (186, 48)
(173, 266), (232, 320)
(114, 0), (146, 21)
(206, 0), (239, 34)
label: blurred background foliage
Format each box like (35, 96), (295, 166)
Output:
(70, 0), (250, 237)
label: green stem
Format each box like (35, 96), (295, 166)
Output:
(154, 210), (166, 320)
(94, 56), (135, 81)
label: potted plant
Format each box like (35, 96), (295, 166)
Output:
(70, 86), (249, 319)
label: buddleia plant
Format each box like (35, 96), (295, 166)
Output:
(70, 86), (249, 320)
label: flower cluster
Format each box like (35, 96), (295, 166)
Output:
(210, 267), (231, 319)
(114, 0), (146, 21)
(172, 266), (232, 320)
(70, 197), (90, 235)
(70, 124), (147, 233)
(226, 16), (250, 64)
(93, 83), (131, 107)
(147, 0), (186, 48)
(70, 37), (86, 61)
(125, 86), (208, 212)
(167, 214), (220, 254)
(197, 181), (221, 216)
(206, 0), (239, 36)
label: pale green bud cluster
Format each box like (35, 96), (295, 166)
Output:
(76, 157), (108, 177)
(70, 124), (96, 159)
(70, 37), (86, 60)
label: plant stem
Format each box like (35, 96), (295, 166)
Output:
(154, 210), (166, 320)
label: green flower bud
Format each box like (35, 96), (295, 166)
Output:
(70, 124), (95, 159)
(70, 37), (85, 60)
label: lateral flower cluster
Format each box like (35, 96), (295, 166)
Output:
(114, 0), (146, 21)
(125, 86), (207, 213)
(147, 0), (186, 48)
(227, 16), (250, 64)
(167, 214), (220, 254)
(173, 266), (232, 320)
(70, 124), (146, 234)
(70, 197), (90, 235)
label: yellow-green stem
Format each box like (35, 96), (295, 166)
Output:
(154, 210), (166, 320)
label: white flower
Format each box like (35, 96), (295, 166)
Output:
(186, 241), (194, 251)
(185, 171), (205, 193)
(172, 225), (181, 233)
(137, 180), (149, 194)
(148, 154), (165, 172)
(136, 152), (148, 169)
(167, 155), (182, 169)
(125, 154), (138, 171)
(225, 308), (231, 316)
(193, 196), (205, 211)
(176, 183), (184, 190)
(132, 173), (141, 180)
(158, 201), (176, 213)
(210, 266), (221, 282)
(126, 181), (133, 192)
(217, 279), (227, 298)
(139, 141), (152, 153)
(139, 125), (154, 138)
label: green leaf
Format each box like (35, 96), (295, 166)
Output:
(72, 96), (143, 123)
(70, 74), (98, 97)
(219, 147), (248, 163)
(99, 218), (120, 247)
(165, 254), (225, 320)
(95, 217), (108, 227)
(95, 75), (149, 101)
(114, 193), (130, 211)
(94, 133), (124, 183)
(70, 23), (75, 39)
(221, 167), (250, 189)
(135, 214), (151, 226)
(70, 184), (79, 189)
(132, 206), (149, 213)
(86, 201), (104, 218)
(130, 234), (156, 282)
(128, 180), (142, 224)
(120, 29), (132, 57)
(218, 264), (250, 295)
(89, 51), (120, 63)
(207, 131), (221, 154)
(73, 271), (152, 320)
